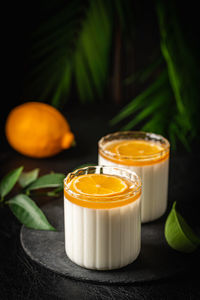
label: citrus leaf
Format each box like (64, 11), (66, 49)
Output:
(8, 194), (55, 231)
(165, 202), (200, 253)
(47, 186), (63, 197)
(18, 169), (40, 188)
(26, 173), (65, 192)
(0, 166), (23, 200)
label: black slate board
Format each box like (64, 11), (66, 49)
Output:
(20, 198), (195, 284)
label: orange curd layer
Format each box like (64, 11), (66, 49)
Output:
(64, 174), (140, 209)
(99, 140), (169, 166)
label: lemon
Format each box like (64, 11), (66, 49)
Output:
(5, 102), (74, 158)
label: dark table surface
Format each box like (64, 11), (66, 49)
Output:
(0, 104), (200, 300)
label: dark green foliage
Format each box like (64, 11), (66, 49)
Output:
(112, 1), (199, 149)
(0, 168), (64, 230)
(27, 0), (114, 106)
(25, 0), (199, 148)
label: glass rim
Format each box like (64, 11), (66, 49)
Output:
(64, 165), (142, 204)
(98, 131), (170, 161)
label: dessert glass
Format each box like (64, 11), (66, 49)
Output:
(64, 166), (142, 270)
(98, 131), (170, 222)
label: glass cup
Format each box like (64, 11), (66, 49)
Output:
(98, 131), (170, 223)
(64, 166), (142, 270)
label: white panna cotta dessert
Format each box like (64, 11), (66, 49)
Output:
(64, 166), (142, 270)
(98, 131), (170, 223)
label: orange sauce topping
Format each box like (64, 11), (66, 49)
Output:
(64, 174), (141, 209)
(99, 140), (169, 166)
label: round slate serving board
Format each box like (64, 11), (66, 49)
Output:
(20, 199), (195, 284)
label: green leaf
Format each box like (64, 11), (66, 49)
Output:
(165, 202), (200, 253)
(26, 0), (113, 106)
(160, 41), (185, 115)
(75, 0), (112, 100)
(0, 166), (23, 200)
(51, 65), (72, 107)
(121, 88), (170, 130)
(26, 173), (65, 192)
(74, 51), (94, 103)
(124, 56), (163, 86)
(171, 122), (190, 151)
(46, 186), (63, 197)
(18, 169), (40, 188)
(110, 70), (168, 125)
(111, 1), (198, 151)
(142, 114), (165, 135)
(155, 1), (197, 146)
(8, 194), (55, 231)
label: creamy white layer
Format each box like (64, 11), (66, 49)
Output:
(64, 196), (141, 270)
(98, 155), (169, 223)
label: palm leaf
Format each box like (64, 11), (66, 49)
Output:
(74, 0), (112, 100)
(111, 1), (199, 149)
(156, 1), (198, 139)
(142, 108), (168, 136)
(25, 0), (113, 107)
(124, 56), (163, 86)
(121, 87), (171, 131)
(110, 70), (168, 125)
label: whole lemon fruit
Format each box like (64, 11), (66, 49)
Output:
(5, 102), (74, 158)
